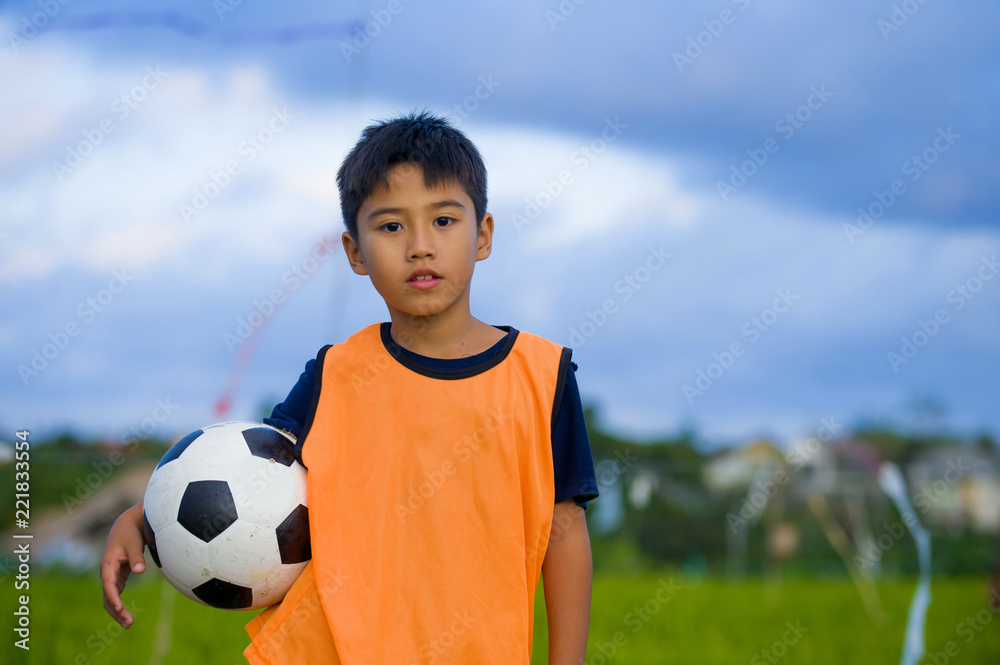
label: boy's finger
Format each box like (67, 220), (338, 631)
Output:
(102, 588), (131, 622)
(103, 596), (119, 619)
(101, 564), (119, 599)
(103, 596), (122, 621)
(103, 596), (133, 628)
(101, 559), (126, 610)
(105, 584), (123, 613)
(128, 551), (145, 574)
(116, 566), (130, 592)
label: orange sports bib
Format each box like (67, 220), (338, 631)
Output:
(245, 322), (570, 664)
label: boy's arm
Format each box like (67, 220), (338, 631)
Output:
(542, 499), (593, 665)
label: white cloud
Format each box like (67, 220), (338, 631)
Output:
(478, 127), (703, 252)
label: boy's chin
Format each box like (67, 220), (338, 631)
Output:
(388, 304), (445, 320)
(398, 309), (447, 321)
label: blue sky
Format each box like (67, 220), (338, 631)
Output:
(2, 0), (998, 449)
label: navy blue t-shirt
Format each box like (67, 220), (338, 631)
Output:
(265, 324), (600, 509)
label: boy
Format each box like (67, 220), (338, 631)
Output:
(101, 111), (599, 664)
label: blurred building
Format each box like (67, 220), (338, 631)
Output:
(906, 447), (1000, 534)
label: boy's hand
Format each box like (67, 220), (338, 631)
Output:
(100, 502), (147, 628)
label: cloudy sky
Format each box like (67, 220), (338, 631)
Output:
(2, 0), (998, 449)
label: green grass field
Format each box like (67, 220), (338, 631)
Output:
(3, 571), (998, 664)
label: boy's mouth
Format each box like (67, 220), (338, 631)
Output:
(406, 269), (441, 290)
(407, 274), (441, 290)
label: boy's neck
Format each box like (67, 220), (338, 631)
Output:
(387, 313), (507, 360)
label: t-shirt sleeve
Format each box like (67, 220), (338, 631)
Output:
(552, 360), (599, 510)
(263, 357), (316, 458)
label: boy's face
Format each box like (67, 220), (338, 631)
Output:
(342, 162), (494, 323)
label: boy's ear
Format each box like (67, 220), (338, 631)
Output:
(476, 213), (495, 261)
(342, 230), (369, 275)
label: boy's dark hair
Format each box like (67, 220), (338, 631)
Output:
(336, 110), (488, 245)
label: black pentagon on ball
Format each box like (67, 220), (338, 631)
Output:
(192, 578), (254, 610)
(155, 429), (204, 470)
(276, 504), (311, 564)
(141, 510), (161, 568)
(243, 427), (297, 467)
(177, 480), (238, 543)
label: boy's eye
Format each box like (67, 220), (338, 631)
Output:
(380, 218), (452, 232)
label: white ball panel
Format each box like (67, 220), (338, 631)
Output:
(254, 561), (309, 608)
(181, 430), (250, 483)
(142, 461), (187, 532)
(206, 519), (281, 586)
(229, 457), (300, 528)
(156, 521), (214, 590)
(159, 564), (205, 606)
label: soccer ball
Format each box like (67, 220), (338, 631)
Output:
(141, 421), (310, 610)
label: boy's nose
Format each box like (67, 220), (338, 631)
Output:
(408, 225), (435, 259)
